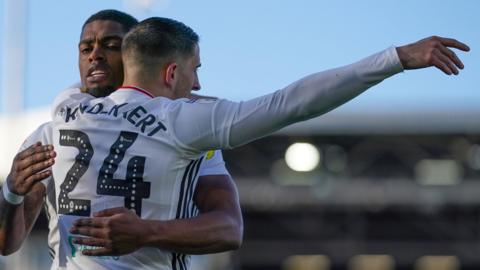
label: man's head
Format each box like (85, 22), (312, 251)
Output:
(122, 17), (201, 99)
(79, 10), (138, 97)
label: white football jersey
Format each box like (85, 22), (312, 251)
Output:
(19, 93), (230, 270)
(50, 47), (402, 270)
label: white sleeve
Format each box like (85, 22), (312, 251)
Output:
(198, 150), (230, 176)
(17, 122), (54, 187)
(171, 47), (403, 152)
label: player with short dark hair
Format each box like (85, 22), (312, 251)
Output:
(82, 9), (138, 33)
(49, 16), (469, 269)
(78, 10), (137, 98)
(122, 16), (199, 60)
(0, 11), (242, 270)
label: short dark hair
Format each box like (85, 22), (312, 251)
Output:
(82, 9), (138, 34)
(122, 17), (199, 65)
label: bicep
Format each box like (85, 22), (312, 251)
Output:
(193, 175), (241, 216)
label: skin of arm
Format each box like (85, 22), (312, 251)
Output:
(71, 174), (243, 256)
(144, 174), (243, 254)
(0, 143), (55, 255)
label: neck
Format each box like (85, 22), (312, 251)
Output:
(122, 77), (173, 99)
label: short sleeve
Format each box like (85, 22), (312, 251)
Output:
(198, 150), (230, 176)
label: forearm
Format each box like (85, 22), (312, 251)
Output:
(0, 190), (27, 255)
(0, 183), (45, 255)
(71, 174), (243, 256)
(142, 210), (242, 254)
(23, 184), (46, 237)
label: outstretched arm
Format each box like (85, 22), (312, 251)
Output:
(0, 142), (55, 255)
(70, 174), (242, 255)
(172, 36), (469, 151)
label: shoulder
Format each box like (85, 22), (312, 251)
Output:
(52, 86), (87, 105)
(165, 96), (221, 113)
(27, 122), (52, 140)
(51, 85), (92, 117)
(34, 121), (53, 133)
(20, 121), (53, 151)
(186, 94), (218, 104)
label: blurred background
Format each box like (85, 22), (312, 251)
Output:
(0, 0), (479, 269)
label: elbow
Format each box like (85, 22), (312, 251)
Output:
(222, 231), (242, 251)
(0, 249), (13, 256)
(219, 235), (242, 252)
(222, 220), (244, 251)
(227, 236), (242, 251)
(0, 235), (22, 256)
(0, 245), (7, 256)
(0, 243), (20, 256)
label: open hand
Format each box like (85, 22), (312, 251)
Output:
(396, 36), (470, 75)
(70, 207), (149, 256)
(6, 142), (55, 196)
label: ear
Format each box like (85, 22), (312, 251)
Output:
(164, 62), (178, 87)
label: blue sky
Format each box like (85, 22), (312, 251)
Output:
(0, 0), (478, 114)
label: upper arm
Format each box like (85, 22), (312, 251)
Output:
(169, 99), (238, 153)
(193, 174), (241, 221)
(195, 151), (239, 217)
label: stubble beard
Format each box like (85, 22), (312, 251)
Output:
(87, 86), (116, 98)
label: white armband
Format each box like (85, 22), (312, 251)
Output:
(2, 182), (24, 205)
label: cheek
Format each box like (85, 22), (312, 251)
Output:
(112, 59), (124, 77)
(79, 56), (90, 73)
(189, 75), (196, 85)
(79, 65), (88, 80)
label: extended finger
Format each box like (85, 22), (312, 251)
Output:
(431, 55), (453, 75)
(73, 217), (106, 228)
(13, 143), (39, 166)
(20, 157), (55, 177)
(17, 146), (55, 171)
(434, 50), (459, 75)
(70, 226), (105, 238)
(24, 170), (52, 186)
(72, 237), (108, 247)
(438, 45), (464, 69)
(17, 143), (48, 160)
(23, 148), (55, 167)
(439, 37), (470, 52)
